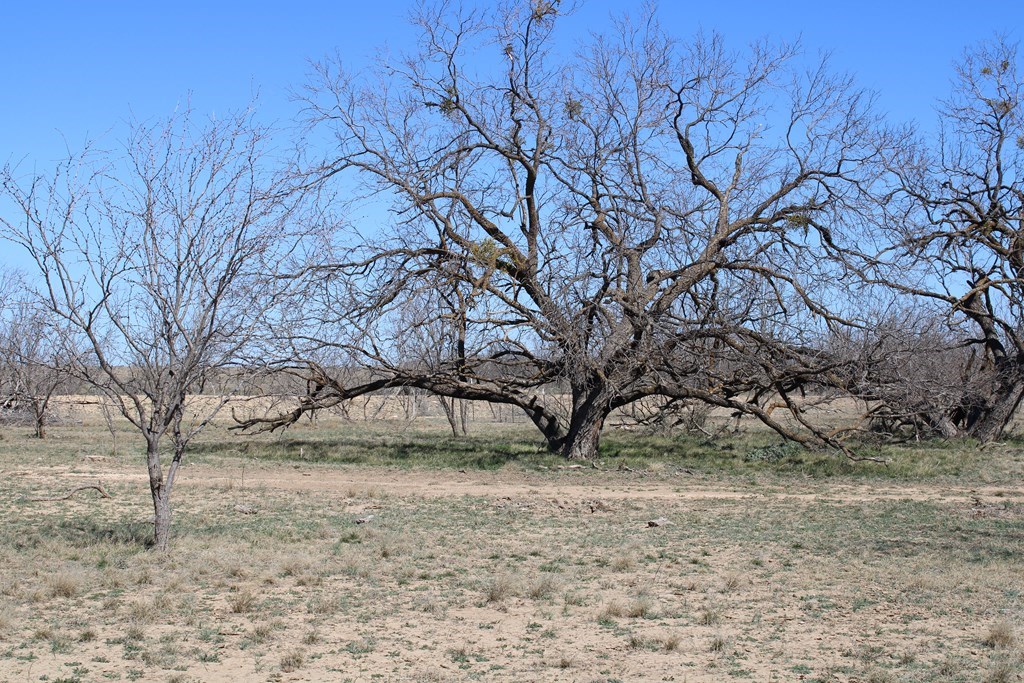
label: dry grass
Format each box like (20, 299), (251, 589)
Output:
(0, 419), (1022, 681)
(626, 596), (655, 619)
(698, 606), (722, 626)
(0, 606), (12, 638)
(864, 669), (896, 683)
(987, 658), (1021, 683)
(46, 571), (83, 599)
(597, 600), (626, 621)
(610, 552), (637, 571)
(483, 574), (517, 604)
(527, 574), (559, 600)
(279, 648), (305, 673)
(306, 592), (343, 617)
(984, 621), (1018, 649)
(721, 571), (743, 592)
(226, 589), (258, 614)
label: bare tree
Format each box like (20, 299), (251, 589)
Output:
(241, 3), (889, 459)
(0, 109), (304, 549)
(391, 287), (472, 435)
(822, 307), (989, 440)
(0, 277), (75, 438)
(871, 38), (1024, 441)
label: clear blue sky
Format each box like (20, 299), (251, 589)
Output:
(1, 0), (1019, 164)
(0, 0), (1019, 269)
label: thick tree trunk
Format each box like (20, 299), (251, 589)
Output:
(969, 379), (1024, 443)
(520, 399), (567, 451)
(561, 412), (604, 460)
(560, 384), (610, 461)
(459, 399), (469, 435)
(927, 413), (961, 439)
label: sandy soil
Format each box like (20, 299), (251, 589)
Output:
(13, 456), (1021, 505)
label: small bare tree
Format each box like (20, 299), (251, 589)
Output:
(390, 286), (473, 436)
(1, 109), (304, 549)
(0, 280), (75, 438)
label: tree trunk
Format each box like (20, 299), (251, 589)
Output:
(927, 413), (961, 439)
(561, 412), (604, 460)
(560, 385), (609, 460)
(146, 438), (173, 551)
(969, 378), (1024, 443)
(439, 396), (466, 437)
(33, 401), (46, 439)
(459, 399), (469, 435)
(153, 488), (173, 552)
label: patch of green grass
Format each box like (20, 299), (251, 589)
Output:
(193, 422), (551, 470)
(182, 419), (1024, 482)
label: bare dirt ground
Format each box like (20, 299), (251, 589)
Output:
(0, 423), (1022, 683)
(14, 457), (1023, 506)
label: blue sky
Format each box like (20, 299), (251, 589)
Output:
(1, 0), (1019, 165)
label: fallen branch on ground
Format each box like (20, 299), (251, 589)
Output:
(29, 481), (111, 502)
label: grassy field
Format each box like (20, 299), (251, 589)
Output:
(0, 413), (1022, 682)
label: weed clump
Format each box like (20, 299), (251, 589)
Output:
(484, 575), (517, 604)
(598, 600), (626, 621)
(280, 648), (305, 672)
(698, 606), (722, 626)
(983, 621), (1016, 649)
(627, 597), (655, 619)
(743, 443), (799, 463)
(227, 589), (258, 614)
(527, 575), (559, 600)
(47, 572), (82, 599)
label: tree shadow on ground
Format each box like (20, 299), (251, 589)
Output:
(7, 516), (155, 550)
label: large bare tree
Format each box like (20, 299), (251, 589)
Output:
(244, 3), (889, 459)
(1, 110), (304, 549)
(869, 38), (1024, 441)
